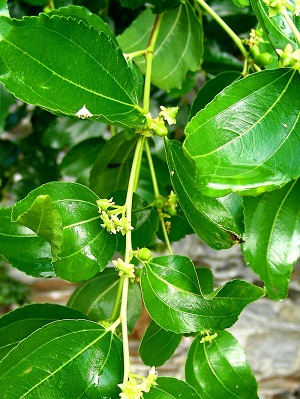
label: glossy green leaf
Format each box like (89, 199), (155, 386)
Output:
(0, 319), (123, 399)
(0, 13), (146, 128)
(112, 190), (159, 251)
(89, 134), (138, 198)
(189, 71), (241, 120)
(14, 194), (63, 260)
(165, 139), (243, 249)
(0, 83), (15, 131)
(231, 0), (249, 6)
(196, 267), (214, 295)
(141, 255), (264, 333)
(48, 5), (119, 46)
(184, 69), (300, 197)
(0, 0), (9, 17)
(117, 3), (203, 90)
(0, 303), (89, 360)
(12, 182), (117, 282)
(143, 377), (202, 399)
(185, 331), (259, 399)
(67, 268), (142, 333)
(139, 319), (182, 367)
(202, 41), (243, 75)
(0, 207), (54, 277)
(242, 179), (300, 300)
(60, 137), (106, 185)
(250, 0), (299, 49)
(42, 117), (107, 149)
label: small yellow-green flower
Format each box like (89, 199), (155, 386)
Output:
(159, 106), (179, 125)
(112, 258), (135, 280)
(76, 104), (93, 119)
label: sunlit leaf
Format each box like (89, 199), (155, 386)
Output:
(186, 330), (259, 399)
(184, 69), (300, 197)
(143, 377), (202, 399)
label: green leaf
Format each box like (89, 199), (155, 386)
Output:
(89, 134), (138, 198)
(141, 255), (265, 333)
(117, 3), (203, 91)
(48, 5), (119, 46)
(14, 194), (63, 260)
(60, 137), (106, 185)
(184, 69), (300, 197)
(0, 0), (9, 17)
(0, 207), (54, 277)
(189, 71), (241, 120)
(196, 267), (214, 295)
(112, 190), (159, 251)
(42, 117), (107, 150)
(0, 319), (123, 399)
(165, 139), (244, 249)
(231, 0), (249, 6)
(0, 303), (89, 360)
(0, 83), (15, 131)
(250, 0), (299, 49)
(143, 377), (202, 399)
(242, 179), (300, 300)
(139, 319), (182, 367)
(12, 182), (117, 282)
(185, 331), (259, 399)
(67, 268), (142, 333)
(0, 13), (146, 128)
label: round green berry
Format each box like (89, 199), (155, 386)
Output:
(165, 205), (177, 216)
(152, 119), (168, 137)
(254, 52), (273, 66)
(250, 45), (260, 59)
(137, 248), (152, 261)
(155, 197), (166, 209)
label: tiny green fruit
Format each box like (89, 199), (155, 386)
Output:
(155, 197), (166, 209)
(250, 45), (260, 59)
(165, 205), (177, 216)
(137, 248), (152, 261)
(254, 52), (273, 66)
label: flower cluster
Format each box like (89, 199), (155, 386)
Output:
(200, 330), (218, 344)
(243, 28), (264, 49)
(263, 0), (300, 17)
(118, 368), (158, 399)
(97, 198), (134, 235)
(276, 44), (300, 69)
(112, 258), (135, 280)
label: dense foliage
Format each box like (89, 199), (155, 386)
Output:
(0, 0), (299, 397)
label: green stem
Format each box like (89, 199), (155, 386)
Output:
(281, 8), (300, 46)
(121, 276), (130, 383)
(124, 50), (147, 59)
(144, 140), (159, 197)
(196, 0), (248, 61)
(143, 14), (163, 113)
(109, 276), (124, 322)
(160, 215), (173, 255)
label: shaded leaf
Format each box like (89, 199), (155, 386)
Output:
(186, 330), (259, 399)
(165, 139), (243, 249)
(42, 117), (107, 150)
(0, 207), (54, 277)
(0, 303), (89, 360)
(0, 319), (123, 399)
(118, 3), (203, 90)
(67, 267), (142, 333)
(12, 182), (117, 282)
(184, 69), (300, 197)
(143, 377), (202, 399)
(0, 13), (146, 128)
(196, 267), (214, 296)
(0, 83), (15, 131)
(59, 137), (106, 185)
(141, 255), (264, 333)
(89, 134), (138, 198)
(242, 179), (300, 300)
(156, 206), (194, 243)
(139, 319), (182, 367)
